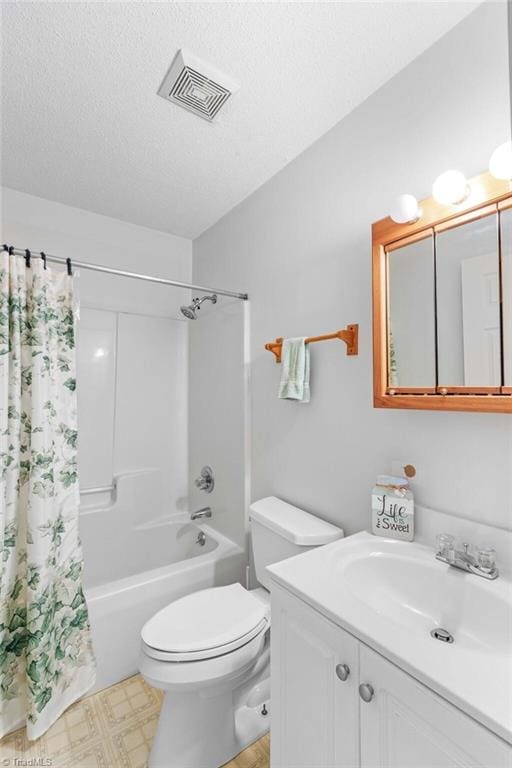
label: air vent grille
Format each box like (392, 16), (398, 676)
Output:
(158, 50), (239, 122)
(169, 66), (231, 121)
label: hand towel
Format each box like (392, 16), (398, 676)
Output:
(278, 337), (310, 402)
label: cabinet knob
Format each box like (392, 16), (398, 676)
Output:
(335, 663), (350, 682)
(359, 683), (374, 703)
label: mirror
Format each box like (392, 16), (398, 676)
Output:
(387, 235), (436, 388)
(436, 213), (500, 388)
(501, 208), (512, 387)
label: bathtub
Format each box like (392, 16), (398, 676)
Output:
(80, 475), (245, 693)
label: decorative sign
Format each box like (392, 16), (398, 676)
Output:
(372, 491), (414, 541)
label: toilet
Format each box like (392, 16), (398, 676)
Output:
(139, 496), (343, 768)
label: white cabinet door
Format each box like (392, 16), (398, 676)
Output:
(271, 585), (359, 768)
(359, 645), (512, 768)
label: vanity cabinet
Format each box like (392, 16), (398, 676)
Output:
(271, 585), (359, 768)
(271, 585), (512, 768)
(359, 644), (510, 768)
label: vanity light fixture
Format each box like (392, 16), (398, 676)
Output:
(390, 194), (421, 224)
(432, 170), (470, 205)
(489, 140), (512, 180)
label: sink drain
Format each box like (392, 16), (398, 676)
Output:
(430, 628), (454, 644)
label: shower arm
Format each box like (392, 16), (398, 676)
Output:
(195, 294), (217, 308)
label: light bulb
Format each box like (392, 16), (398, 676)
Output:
(489, 141), (512, 180)
(390, 194), (420, 224)
(432, 170), (469, 205)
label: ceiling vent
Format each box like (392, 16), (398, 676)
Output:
(158, 49), (239, 122)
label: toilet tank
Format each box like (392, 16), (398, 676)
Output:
(249, 496), (343, 591)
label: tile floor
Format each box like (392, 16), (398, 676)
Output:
(0, 675), (270, 768)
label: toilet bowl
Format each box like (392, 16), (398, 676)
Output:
(140, 584), (271, 768)
(139, 496), (343, 768)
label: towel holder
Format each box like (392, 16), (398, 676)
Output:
(265, 324), (358, 363)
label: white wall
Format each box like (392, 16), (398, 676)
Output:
(193, 2), (512, 541)
(1, 188), (192, 520)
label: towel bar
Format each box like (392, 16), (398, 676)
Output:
(265, 324), (358, 363)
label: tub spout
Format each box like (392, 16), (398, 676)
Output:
(190, 507), (212, 521)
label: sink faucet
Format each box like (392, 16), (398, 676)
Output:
(190, 507), (212, 521)
(435, 534), (498, 580)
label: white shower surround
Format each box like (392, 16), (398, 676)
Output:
(81, 475), (245, 693)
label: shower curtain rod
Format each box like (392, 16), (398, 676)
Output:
(6, 246), (249, 300)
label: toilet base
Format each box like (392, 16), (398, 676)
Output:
(148, 687), (270, 768)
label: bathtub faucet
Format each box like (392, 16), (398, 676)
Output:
(190, 507), (212, 521)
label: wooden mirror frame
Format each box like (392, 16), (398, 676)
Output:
(372, 170), (512, 413)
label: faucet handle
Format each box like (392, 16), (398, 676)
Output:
(194, 466), (214, 494)
(476, 545), (496, 574)
(436, 533), (455, 558)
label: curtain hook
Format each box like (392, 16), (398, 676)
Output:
(8, 246), (14, 255)
(2, 244), (9, 251)
(40, 251), (47, 270)
(25, 249), (31, 268)
(66, 257), (73, 276)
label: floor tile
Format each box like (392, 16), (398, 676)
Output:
(0, 674), (270, 768)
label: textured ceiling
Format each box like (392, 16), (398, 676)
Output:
(1, 1), (481, 238)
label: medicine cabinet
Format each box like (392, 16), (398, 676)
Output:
(372, 171), (512, 412)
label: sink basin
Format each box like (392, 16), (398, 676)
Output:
(342, 549), (511, 655)
(267, 530), (512, 744)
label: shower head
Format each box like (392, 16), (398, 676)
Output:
(180, 304), (197, 320)
(180, 294), (217, 320)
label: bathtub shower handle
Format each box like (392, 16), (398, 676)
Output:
(194, 466), (214, 494)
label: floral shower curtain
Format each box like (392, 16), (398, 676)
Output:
(0, 253), (95, 741)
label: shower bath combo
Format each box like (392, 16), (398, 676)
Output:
(1, 244), (249, 735)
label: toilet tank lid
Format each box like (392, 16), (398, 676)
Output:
(249, 496), (343, 546)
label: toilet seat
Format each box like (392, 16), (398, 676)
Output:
(140, 626), (269, 692)
(141, 583), (269, 662)
(142, 618), (268, 662)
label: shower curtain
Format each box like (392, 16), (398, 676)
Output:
(0, 253), (95, 741)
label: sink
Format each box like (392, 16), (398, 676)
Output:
(267, 530), (512, 743)
(341, 548), (511, 655)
